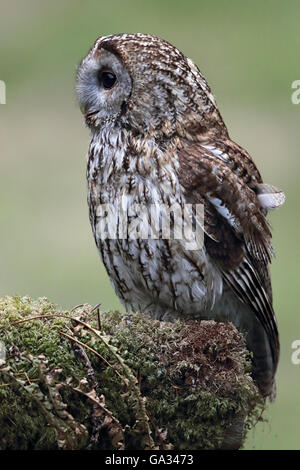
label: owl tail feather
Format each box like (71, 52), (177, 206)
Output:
(256, 183), (286, 212)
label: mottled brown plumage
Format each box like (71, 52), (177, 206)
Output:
(76, 33), (285, 398)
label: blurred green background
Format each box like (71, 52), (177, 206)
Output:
(0, 0), (299, 449)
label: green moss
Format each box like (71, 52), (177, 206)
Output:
(0, 296), (264, 450)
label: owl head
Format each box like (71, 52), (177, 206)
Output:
(76, 33), (226, 138)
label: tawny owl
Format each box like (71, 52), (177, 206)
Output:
(76, 33), (285, 399)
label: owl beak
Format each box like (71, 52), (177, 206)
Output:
(85, 109), (100, 119)
(83, 108), (101, 127)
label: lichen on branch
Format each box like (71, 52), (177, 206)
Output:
(0, 296), (264, 450)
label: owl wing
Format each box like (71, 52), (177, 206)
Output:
(178, 139), (284, 366)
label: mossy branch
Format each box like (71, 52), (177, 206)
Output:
(0, 296), (264, 450)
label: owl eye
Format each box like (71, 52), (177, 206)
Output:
(97, 70), (117, 89)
